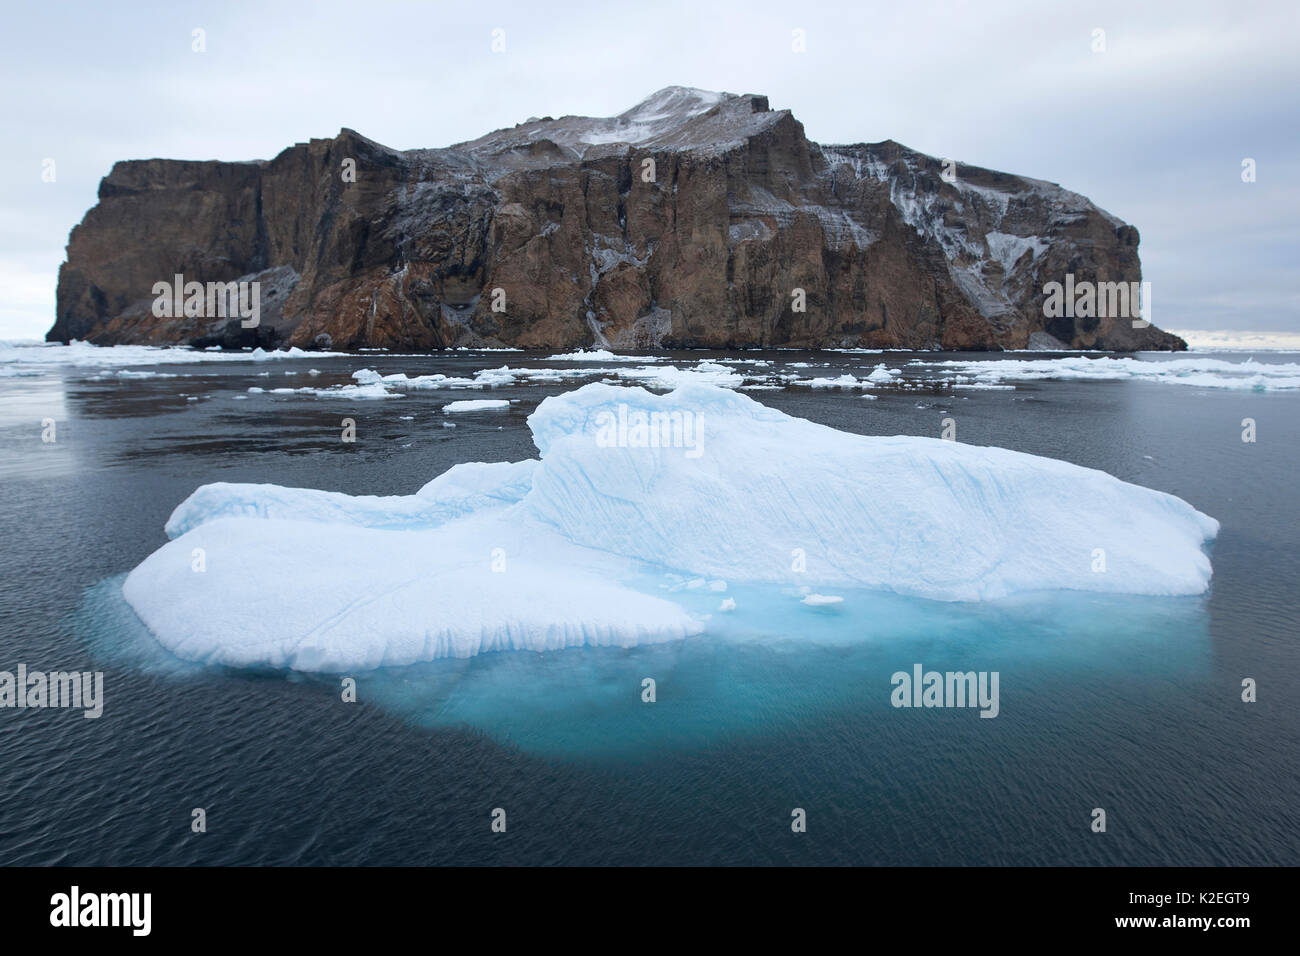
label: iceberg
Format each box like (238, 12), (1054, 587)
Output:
(929, 355), (1300, 390)
(122, 382), (1218, 671)
(0, 340), (345, 368)
(442, 399), (511, 413)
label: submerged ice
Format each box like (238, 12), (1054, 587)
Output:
(122, 383), (1219, 671)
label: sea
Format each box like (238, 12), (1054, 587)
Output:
(0, 344), (1296, 865)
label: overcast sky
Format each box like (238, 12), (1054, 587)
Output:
(2, 0), (1296, 339)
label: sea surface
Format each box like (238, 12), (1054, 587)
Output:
(1, 346), (1297, 865)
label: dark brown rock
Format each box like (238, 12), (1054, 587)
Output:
(49, 88), (1185, 351)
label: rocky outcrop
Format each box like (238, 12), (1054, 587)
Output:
(49, 87), (1184, 351)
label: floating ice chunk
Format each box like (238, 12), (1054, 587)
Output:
(615, 362), (746, 389)
(802, 594), (844, 606)
(719, 598), (736, 611)
(546, 349), (664, 362)
(124, 382), (1218, 671)
(114, 369), (179, 379)
(805, 373), (864, 388)
(443, 399), (511, 413)
(250, 347), (312, 361)
(336, 367), (522, 398)
(329, 382), (397, 399)
(927, 356), (1300, 391)
(0, 341), (344, 368)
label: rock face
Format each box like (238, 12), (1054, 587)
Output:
(50, 87), (1184, 351)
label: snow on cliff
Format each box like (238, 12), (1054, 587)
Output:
(458, 86), (784, 161)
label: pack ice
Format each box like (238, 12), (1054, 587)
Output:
(122, 383), (1218, 671)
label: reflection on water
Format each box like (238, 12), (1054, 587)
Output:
(0, 371), (74, 479)
(77, 574), (1211, 761)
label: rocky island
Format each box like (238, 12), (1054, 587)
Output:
(49, 87), (1184, 351)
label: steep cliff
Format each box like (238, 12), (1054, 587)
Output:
(49, 87), (1184, 351)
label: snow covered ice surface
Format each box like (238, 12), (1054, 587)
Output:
(121, 382), (1219, 673)
(442, 399), (511, 413)
(225, 353), (1300, 401)
(0, 340), (345, 367)
(543, 349), (665, 363)
(929, 355), (1300, 391)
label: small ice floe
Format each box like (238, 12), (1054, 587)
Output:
(801, 593), (844, 606)
(443, 399), (510, 413)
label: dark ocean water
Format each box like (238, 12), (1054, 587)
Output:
(0, 348), (1296, 865)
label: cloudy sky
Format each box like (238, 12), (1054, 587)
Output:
(1, 0), (1296, 340)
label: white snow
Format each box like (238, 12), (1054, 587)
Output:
(614, 362), (747, 389)
(123, 382), (1218, 671)
(929, 355), (1300, 390)
(443, 399), (511, 413)
(984, 232), (1049, 274)
(259, 353), (1300, 402)
(545, 349), (664, 363)
(0, 341), (344, 368)
(100, 369), (180, 379)
(805, 373), (865, 389)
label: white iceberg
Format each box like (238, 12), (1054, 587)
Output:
(442, 399), (511, 413)
(544, 349), (665, 363)
(929, 355), (1300, 390)
(122, 382), (1218, 671)
(0, 340), (344, 368)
